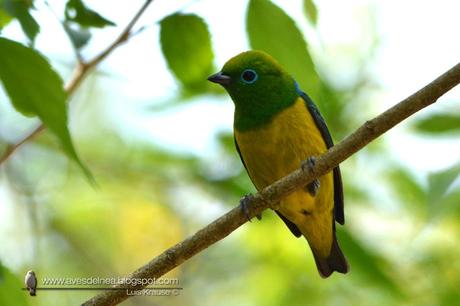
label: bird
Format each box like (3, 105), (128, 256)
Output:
(208, 50), (349, 277)
(24, 270), (37, 296)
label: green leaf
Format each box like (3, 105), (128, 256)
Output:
(0, 37), (93, 181)
(65, 0), (115, 28)
(160, 13), (214, 91)
(2, 0), (39, 43)
(0, 263), (29, 306)
(63, 21), (91, 50)
(438, 188), (460, 218)
(428, 163), (460, 205)
(414, 114), (460, 134)
(387, 167), (427, 210)
(247, 0), (320, 99)
(0, 9), (12, 30)
(217, 131), (236, 154)
(303, 0), (318, 25)
(337, 229), (403, 296)
(316, 82), (347, 138)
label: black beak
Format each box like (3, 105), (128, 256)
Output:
(207, 72), (232, 86)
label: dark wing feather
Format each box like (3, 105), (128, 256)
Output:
(234, 137), (303, 237)
(275, 211), (302, 237)
(300, 92), (345, 225)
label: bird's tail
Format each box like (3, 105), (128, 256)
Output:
(311, 232), (349, 278)
(28, 288), (36, 296)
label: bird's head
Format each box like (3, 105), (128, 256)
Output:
(26, 270), (35, 276)
(208, 50), (298, 131)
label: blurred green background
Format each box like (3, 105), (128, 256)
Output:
(1, 0), (460, 305)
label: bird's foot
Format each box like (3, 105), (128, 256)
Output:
(239, 193), (262, 222)
(301, 156), (317, 172)
(306, 179), (320, 196)
(301, 156), (320, 197)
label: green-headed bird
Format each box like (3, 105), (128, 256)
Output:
(208, 50), (349, 278)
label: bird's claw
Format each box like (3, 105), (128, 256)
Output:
(301, 156), (317, 172)
(306, 179), (320, 196)
(239, 194), (262, 222)
(302, 156), (320, 196)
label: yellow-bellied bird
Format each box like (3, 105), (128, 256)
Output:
(208, 50), (349, 277)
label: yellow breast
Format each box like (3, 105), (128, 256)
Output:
(234, 97), (328, 191)
(235, 97), (334, 255)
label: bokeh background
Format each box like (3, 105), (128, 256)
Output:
(1, 0), (460, 305)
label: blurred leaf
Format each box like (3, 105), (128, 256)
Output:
(217, 131), (236, 154)
(0, 37), (93, 181)
(343, 180), (370, 203)
(437, 188), (460, 218)
(441, 288), (460, 306)
(198, 172), (251, 203)
(247, 0), (320, 99)
(2, 0), (39, 43)
(0, 263), (29, 306)
(317, 82), (347, 137)
(64, 0), (115, 28)
(303, 0), (318, 25)
(337, 229), (403, 296)
(160, 13), (214, 91)
(63, 21), (91, 50)
(0, 8), (12, 30)
(414, 113), (460, 134)
(387, 167), (427, 210)
(428, 163), (460, 205)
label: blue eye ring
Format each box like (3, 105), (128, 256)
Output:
(240, 69), (258, 84)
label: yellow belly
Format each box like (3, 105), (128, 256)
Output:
(235, 97), (334, 256)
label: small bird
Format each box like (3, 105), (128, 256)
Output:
(24, 270), (37, 296)
(208, 50), (349, 277)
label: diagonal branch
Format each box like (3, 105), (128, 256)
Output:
(0, 0), (153, 165)
(85, 0), (153, 68)
(82, 63), (460, 306)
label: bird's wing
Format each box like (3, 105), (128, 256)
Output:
(25, 273), (36, 288)
(234, 137), (302, 237)
(300, 92), (345, 225)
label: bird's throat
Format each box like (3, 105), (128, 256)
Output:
(233, 91), (298, 132)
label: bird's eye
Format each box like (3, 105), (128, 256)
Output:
(241, 69), (258, 84)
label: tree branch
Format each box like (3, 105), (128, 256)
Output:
(82, 63), (460, 306)
(0, 0), (153, 165)
(85, 0), (153, 68)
